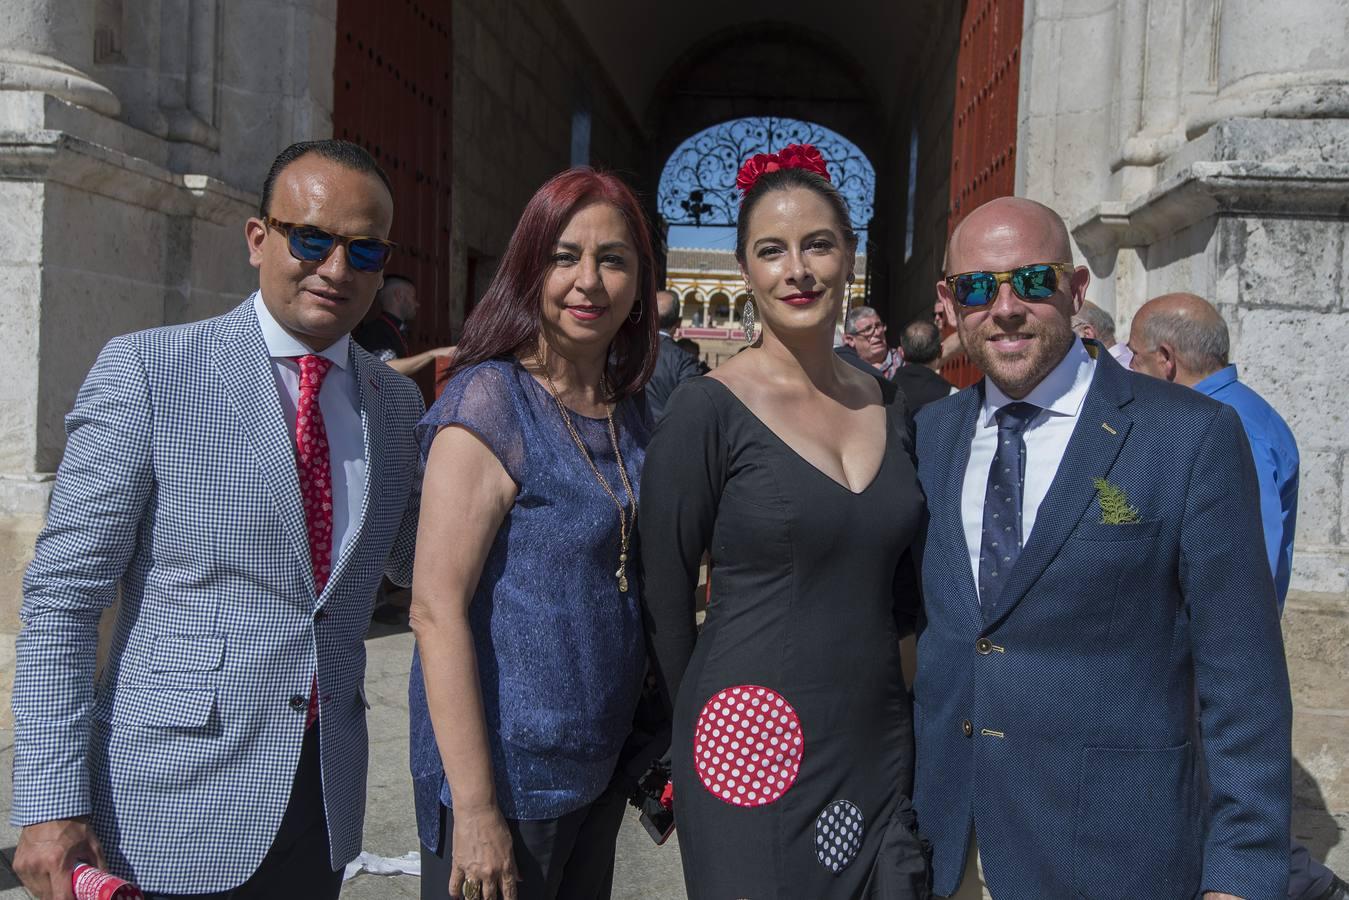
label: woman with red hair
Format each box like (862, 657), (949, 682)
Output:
(409, 168), (659, 900)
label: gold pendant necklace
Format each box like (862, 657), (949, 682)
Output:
(538, 359), (636, 593)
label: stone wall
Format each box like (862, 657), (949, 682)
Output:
(447, 0), (645, 326)
(1065, 132), (1349, 597)
(1019, 0), (1349, 842)
(89, 0), (338, 195)
(1019, 0), (1349, 597)
(0, 0), (338, 638)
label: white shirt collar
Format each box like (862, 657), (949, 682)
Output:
(980, 338), (1095, 427)
(253, 291), (351, 369)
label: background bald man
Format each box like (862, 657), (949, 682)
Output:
(1130, 293), (1342, 900)
(892, 318), (956, 412)
(1071, 300), (1133, 368)
(1129, 292), (1300, 606)
(645, 289), (700, 422)
(913, 196), (1291, 900)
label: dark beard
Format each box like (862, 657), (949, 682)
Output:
(962, 321), (1075, 398)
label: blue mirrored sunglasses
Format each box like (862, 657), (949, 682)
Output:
(265, 216), (395, 273)
(945, 262), (1073, 308)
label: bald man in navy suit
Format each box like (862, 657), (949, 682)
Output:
(911, 197), (1291, 900)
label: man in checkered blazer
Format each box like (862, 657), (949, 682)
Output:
(11, 140), (423, 899)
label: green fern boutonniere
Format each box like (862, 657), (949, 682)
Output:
(1094, 477), (1141, 525)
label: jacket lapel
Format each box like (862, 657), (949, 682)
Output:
(323, 347), (382, 601)
(929, 386), (986, 633)
(213, 301), (313, 591)
(982, 351), (1134, 630)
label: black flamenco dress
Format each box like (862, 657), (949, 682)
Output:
(638, 377), (929, 899)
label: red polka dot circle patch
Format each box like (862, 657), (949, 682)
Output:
(693, 685), (804, 806)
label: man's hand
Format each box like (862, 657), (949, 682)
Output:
(1203, 893), (1245, 899)
(13, 818), (105, 900)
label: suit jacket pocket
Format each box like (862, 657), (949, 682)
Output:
(1071, 518), (1161, 543)
(1072, 742), (1200, 899)
(99, 686), (218, 729)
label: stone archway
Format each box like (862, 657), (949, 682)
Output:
(657, 116), (877, 235)
(641, 23), (910, 322)
(646, 23), (883, 168)
(680, 289), (705, 327)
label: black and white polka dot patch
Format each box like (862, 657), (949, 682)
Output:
(814, 800), (864, 873)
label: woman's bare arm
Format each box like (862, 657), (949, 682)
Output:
(410, 424), (519, 899)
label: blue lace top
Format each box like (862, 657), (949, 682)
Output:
(409, 358), (650, 841)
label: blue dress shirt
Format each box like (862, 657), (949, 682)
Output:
(1194, 365), (1299, 607)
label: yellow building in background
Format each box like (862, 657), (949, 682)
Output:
(665, 247), (869, 366)
(666, 247), (868, 331)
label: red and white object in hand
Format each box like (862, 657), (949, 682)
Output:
(72, 864), (143, 900)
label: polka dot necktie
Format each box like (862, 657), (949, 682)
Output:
(978, 401), (1040, 613)
(295, 354), (334, 728)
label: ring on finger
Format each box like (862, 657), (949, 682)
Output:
(463, 877), (483, 900)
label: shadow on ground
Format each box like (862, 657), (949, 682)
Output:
(0, 851), (20, 891)
(1296, 757), (1346, 864)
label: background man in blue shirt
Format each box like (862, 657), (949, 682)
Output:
(1130, 292), (1346, 900)
(1129, 292), (1299, 607)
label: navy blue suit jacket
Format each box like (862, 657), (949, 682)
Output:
(912, 344), (1291, 900)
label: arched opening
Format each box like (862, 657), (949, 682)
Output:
(647, 23), (883, 171)
(657, 116), (877, 249)
(680, 290), (704, 327)
(628, 18), (948, 367)
(707, 291), (731, 328)
(658, 115), (877, 339)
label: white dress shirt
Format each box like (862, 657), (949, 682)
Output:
(961, 339), (1097, 598)
(1108, 340), (1134, 369)
(253, 293), (367, 563)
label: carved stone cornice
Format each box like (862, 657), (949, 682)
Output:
(1187, 72), (1349, 141)
(0, 129), (254, 224)
(1071, 158), (1349, 257)
(0, 49), (120, 118)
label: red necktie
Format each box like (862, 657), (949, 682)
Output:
(295, 354), (334, 728)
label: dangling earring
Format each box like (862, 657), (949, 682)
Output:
(628, 297), (643, 324)
(741, 295), (758, 346)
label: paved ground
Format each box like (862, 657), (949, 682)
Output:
(0, 624), (686, 900)
(1, 620), (1343, 898)
(340, 623), (687, 899)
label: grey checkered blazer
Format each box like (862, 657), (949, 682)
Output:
(10, 297), (423, 893)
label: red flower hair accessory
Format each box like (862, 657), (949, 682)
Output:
(735, 143), (831, 198)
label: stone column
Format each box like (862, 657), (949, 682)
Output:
(0, 0), (120, 115)
(1188, 0), (1349, 137)
(1050, 6), (1349, 842)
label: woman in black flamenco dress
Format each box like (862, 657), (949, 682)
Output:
(639, 146), (929, 899)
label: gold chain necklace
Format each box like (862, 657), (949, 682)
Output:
(538, 361), (636, 593)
